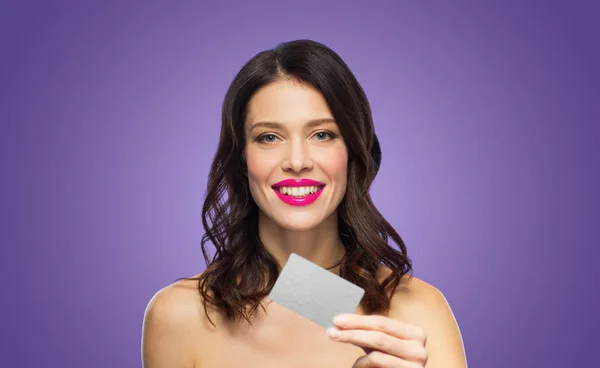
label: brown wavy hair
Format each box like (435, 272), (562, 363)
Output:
(181, 39), (412, 327)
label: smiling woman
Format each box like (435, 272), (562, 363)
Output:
(141, 39), (467, 367)
(245, 81), (349, 236)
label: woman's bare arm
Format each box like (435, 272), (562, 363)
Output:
(390, 277), (468, 367)
(141, 283), (200, 368)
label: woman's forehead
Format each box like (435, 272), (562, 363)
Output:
(245, 80), (333, 127)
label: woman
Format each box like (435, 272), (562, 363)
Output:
(142, 39), (467, 367)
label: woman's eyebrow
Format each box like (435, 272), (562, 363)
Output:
(250, 118), (336, 132)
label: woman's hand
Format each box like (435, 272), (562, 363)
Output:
(327, 314), (428, 367)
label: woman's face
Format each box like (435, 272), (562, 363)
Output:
(244, 78), (348, 232)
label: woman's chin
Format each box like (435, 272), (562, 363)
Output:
(258, 206), (337, 232)
(275, 221), (321, 232)
(272, 214), (325, 232)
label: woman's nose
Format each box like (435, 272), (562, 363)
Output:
(281, 140), (314, 173)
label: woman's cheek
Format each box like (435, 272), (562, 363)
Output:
(326, 145), (348, 179)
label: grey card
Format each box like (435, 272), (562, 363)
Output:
(268, 253), (365, 329)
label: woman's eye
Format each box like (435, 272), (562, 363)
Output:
(257, 134), (279, 143)
(313, 131), (335, 141)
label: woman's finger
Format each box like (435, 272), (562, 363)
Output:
(328, 328), (428, 363)
(333, 314), (427, 345)
(351, 350), (423, 368)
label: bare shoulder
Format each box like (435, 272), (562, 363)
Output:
(379, 267), (468, 367)
(141, 275), (207, 368)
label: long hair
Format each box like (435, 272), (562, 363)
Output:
(182, 39), (412, 327)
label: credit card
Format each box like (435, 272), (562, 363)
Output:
(268, 253), (365, 329)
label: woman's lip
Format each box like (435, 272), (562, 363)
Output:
(272, 185), (325, 206)
(272, 178), (325, 188)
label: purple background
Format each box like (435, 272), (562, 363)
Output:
(2, 1), (598, 367)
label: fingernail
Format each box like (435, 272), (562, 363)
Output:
(333, 315), (348, 325)
(327, 327), (340, 338)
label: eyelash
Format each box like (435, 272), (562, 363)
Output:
(254, 131), (337, 143)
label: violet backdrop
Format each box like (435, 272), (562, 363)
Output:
(2, 0), (598, 367)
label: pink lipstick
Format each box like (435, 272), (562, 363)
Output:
(271, 178), (325, 206)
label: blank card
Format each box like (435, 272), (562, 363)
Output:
(268, 253), (365, 329)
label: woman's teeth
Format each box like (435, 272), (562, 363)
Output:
(278, 186), (322, 197)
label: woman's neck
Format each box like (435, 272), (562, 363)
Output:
(257, 210), (346, 272)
